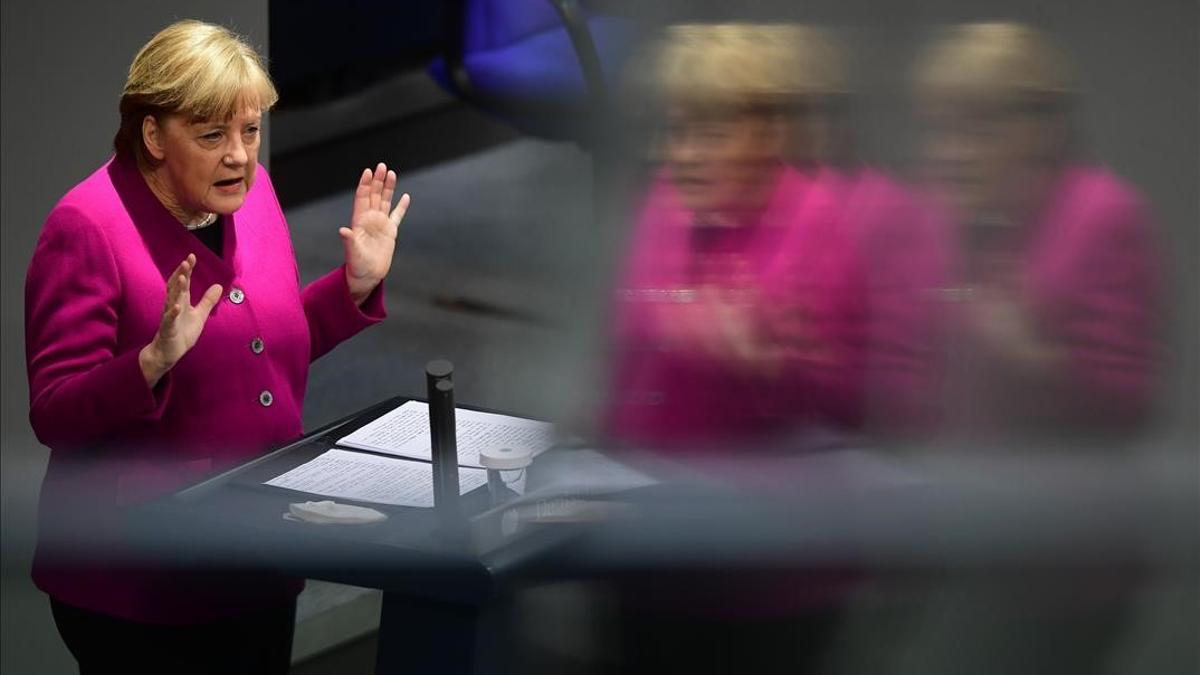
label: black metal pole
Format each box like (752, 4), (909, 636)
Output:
(426, 360), (460, 521)
(425, 359), (454, 391)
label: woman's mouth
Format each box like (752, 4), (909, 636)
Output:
(213, 177), (244, 194)
(674, 176), (710, 193)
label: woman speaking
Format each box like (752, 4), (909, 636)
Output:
(24, 20), (408, 673)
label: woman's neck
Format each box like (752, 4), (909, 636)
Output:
(141, 166), (210, 227)
(704, 169), (782, 228)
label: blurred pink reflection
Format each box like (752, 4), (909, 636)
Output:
(910, 23), (1162, 439)
(603, 25), (868, 451)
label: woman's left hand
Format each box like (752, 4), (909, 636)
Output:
(341, 163), (410, 305)
(968, 287), (1060, 371)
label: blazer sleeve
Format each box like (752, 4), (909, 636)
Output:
(25, 205), (173, 450)
(253, 165), (388, 362)
(757, 197), (869, 429)
(857, 193), (950, 436)
(758, 250), (868, 429)
(300, 265), (386, 361)
(1051, 189), (1161, 426)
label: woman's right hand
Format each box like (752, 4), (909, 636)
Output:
(138, 254), (223, 388)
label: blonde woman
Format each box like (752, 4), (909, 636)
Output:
(773, 27), (949, 437)
(25, 20), (408, 672)
(604, 24), (864, 674)
(605, 23), (868, 453)
(913, 22), (1160, 438)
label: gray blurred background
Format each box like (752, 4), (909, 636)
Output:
(2, 1), (1195, 673)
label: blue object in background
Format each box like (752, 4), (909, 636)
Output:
(429, 0), (639, 141)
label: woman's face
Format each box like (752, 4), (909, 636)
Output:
(920, 96), (1062, 219)
(665, 104), (784, 215)
(146, 105), (262, 216)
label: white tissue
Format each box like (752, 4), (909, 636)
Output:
(286, 500), (388, 525)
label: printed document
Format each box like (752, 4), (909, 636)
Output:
(336, 401), (554, 468)
(265, 449), (489, 507)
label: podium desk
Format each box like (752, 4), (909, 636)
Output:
(133, 403), (1189, 675)
(133, 396), (584, 675)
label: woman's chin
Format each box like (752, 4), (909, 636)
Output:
(675, 191), (720, 215)
(206, 194), (246, 216)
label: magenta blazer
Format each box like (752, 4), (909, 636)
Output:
(835, 167), (953, 435)
(945, 165), (1161, 433)
(863, 165), (1161, 436)
(604, 165), (867, 451)
(25, 156), (385, 624)
(603, 165), (868, 615)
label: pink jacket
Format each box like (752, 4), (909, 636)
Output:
(835, 168), (952, 436)
(25, 156), (385, 624)
(604, 166), (867, 451)
(947, 165), (1161, 434)
(864, 165), (1161, 437)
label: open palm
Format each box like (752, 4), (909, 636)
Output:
(140, 254), (222, 387)
(341, 163), (409, 302)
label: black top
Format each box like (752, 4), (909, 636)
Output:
(189, 218), (224, 258)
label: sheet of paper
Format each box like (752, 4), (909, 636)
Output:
(336, 401), (555, 468)
(525, 449), (658, 498)
(265, 449), (489, 508)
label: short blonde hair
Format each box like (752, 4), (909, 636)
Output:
(653, 23), (844, 112)
(114, 20), (278, 166)
(915, 22), (1075, 109)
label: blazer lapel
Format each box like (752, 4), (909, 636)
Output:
(108, 158), (236, 303)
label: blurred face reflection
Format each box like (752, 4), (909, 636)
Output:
(922, 97), (1065, 219)
(665, 105), (784, 216)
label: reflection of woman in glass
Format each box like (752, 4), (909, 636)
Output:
(914, 22), (1161, 439)
(600, 24), (865, 675)
(604, 24), (867, 453)
(898, 27), (1159, 674)
(782, 29), (950, 437)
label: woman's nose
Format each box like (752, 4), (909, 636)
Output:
(670, 136), (703, 166)
(225, 138), (248, 166)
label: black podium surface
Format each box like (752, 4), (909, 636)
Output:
(134, 396), (585, 674)
(132, 396), (1193, 675)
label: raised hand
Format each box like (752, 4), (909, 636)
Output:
(138, 254), (223, 388)
(651, 286), (764, 366)
(341, 163), (410, 304)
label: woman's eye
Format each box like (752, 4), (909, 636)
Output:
(201, 131), (223, 142)
(244, 127), (259, 137)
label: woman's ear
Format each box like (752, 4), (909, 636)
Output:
(1039, 112), (1072, 167)
(760, 111), (789, 160)
(142, 115), (167, 162)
